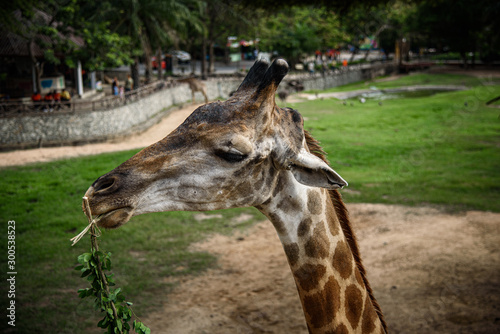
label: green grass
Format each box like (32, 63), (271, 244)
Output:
(305, 72), (500, 94)
(291, 75), (500, 211)
(1, 72), (499, 333)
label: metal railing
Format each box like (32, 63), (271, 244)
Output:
(0, 80), (175, 117)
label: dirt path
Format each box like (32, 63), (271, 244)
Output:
(0, 103), (203, 168)
(143, 204), (500, 334)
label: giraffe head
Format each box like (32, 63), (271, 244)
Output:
(84, 59), (347, 228)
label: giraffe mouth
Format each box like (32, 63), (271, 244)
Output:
(94, 206), (134, 229)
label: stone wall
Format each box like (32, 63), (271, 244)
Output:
(1, 63), (395, 150)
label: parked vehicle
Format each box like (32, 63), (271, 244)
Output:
(170, 50), (191, 64)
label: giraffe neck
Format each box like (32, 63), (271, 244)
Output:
(257, 172), (386, 334)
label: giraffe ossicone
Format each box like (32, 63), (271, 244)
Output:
(84, 58), (387, 334)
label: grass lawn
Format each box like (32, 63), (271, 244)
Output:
(292, 73), (500, 211)
(305, 72), (500, 93)
(1, 72), (499, 333)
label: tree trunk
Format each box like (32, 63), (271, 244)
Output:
(131, 58), (140, 89)
(28, 40), (42, 93)
(349, 48), (356, 63)
(157, 47), (163, 81)
(224, 44), (230, 65)
(144, 48), (152, 84)
(208, 40), (215, 74)
(201, 38), (207, 80)
(460, 51), (468, 69)
(363, 48), (371, 61)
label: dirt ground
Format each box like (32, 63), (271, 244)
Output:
(142, 205), (500, 334)
(4, 70), (499, 333)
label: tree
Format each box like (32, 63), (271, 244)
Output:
(1, 3), (85, 93)
(59, 0), (135, 72)
(199, 0), (251, 78)
(407, 0), (499, 66)
(257, 7), (344, 68)
(109, 0), (202, 86)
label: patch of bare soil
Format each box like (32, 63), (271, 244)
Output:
(143, 204), (500, 334)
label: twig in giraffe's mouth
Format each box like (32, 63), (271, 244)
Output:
(70, 196), (102, 246)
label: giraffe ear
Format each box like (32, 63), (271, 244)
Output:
(289, 149), (348, 190)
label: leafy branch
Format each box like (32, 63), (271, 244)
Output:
(73, 197), (150, 334)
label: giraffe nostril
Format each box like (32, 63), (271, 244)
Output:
(94, 176), (117, 193)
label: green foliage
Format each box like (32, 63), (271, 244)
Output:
(406, 0), (500, 60)
(76, 243), (150, 334)
(77, 23), (134, 71)
(258, 6), (345, 65)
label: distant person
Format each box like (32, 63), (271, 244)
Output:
(53, 90), (61, 110)
(112, 77), (119, 96)
(61, 88), (71, 108)
(31, 91), (41, 110)
(125, 74), (133, 93)
(308, 62), (315, 75)
(43, 91), (54, 112)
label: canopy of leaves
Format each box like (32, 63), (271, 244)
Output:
(258, 7), (345, 65)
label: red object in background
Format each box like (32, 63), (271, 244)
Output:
(152, 57), (166, 70)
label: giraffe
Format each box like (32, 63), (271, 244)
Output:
(177, 77), (209, 104)
(84, 59), (387, 334)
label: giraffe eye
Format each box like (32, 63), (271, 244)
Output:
(215, 149), (248, 163)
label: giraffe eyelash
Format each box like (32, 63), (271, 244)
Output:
(214, 149), (248, 163)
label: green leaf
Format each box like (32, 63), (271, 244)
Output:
(77, 252), (92, 264)
(98, 316), (109, 328)
(80, 269), (92, 278)
(117, 293), (125, 303)
(117, 319), (123, 331)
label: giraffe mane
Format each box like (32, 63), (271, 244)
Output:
(304, 130), (388, 332)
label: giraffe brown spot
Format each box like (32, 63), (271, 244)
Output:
(232, 167), (247, 178)
(302, 275), (341, 329)
(294, 264), (326, 292)
(277, 194), (301, 213)
(252, 171), (265, 191)
(237, 181), (252, 196)
(307, 189), (323, 215)
(297, 217), (312, 238)
(345, 284), (363, 330)
(268, 212), (286, 235)
(283, 243), (299, 267)
(272, 173), (286, 197)
(332, 240), (353, 280)
(326, 197), (340, 236)
(335, 323), (349, 334)
(304, 221), (329, 259)
(361, 291), (377, 334)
